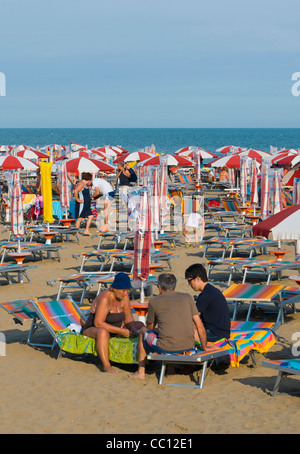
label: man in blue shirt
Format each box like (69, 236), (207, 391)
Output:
(185, 263), (231, 342)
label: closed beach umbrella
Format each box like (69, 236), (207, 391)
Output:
(250, 159), (259, 214)
(40, 161), (54, 224)
(151, 167), (161, 238)
(260, 162), (270, 220)
(160, 155), (169, 231)
(58, 161), (70, 218)
(10, 170), (24, 251)
(240, 156), (248, 204)
(293, 178), (300, 205)
(193, 149), (201, 185)
(270, 169), (282, 215)
(0, 155), (39, 171)
(133, 188), (151, 303)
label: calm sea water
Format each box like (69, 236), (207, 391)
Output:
(0, 128), (299, 155)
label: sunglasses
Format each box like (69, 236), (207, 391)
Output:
(187, 278), (194, 284)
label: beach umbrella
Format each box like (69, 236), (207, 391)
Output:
(94, 146), (123, 158)
(110, 145), (130, 154)
(193, 149), (201, 185)
(16, 149), (49, 160)
(40, 161), (54, 225)
(250, 159), (259, 215)
(209, 153), (261, 169)
(260, 162), (270, 220)
(216, 145), (243, 154)
(253, 204), (300, 254)
(65, 156), (115, 174)
(240, 156), (248, 204)
(293, 178), (300, 205)
(70, 142), (86, 151)
(240, 149), (271, 160)
(10, 170), (24, 251)
(58, 161), (70, 218)
(270, 169), (283, 215)
(159, 155), (169, 232)
(175, 146), (218, 159)
(141, 154), (193, 167)
(273, 153), (300, 167)
(150, 167), (161, 239)
(282, 163), (300, 186)
(0, 155), (39, 171)
(133, 188), (151, 304)
(113, 151), (153, 164)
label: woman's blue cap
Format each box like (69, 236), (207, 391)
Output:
(111, 272), (132, 289)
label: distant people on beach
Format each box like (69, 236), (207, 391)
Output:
(185, 263), (231, 342)
(82, 273), (144, 374)
(130, 273), (214, 380)
(74, 172), (94, 236)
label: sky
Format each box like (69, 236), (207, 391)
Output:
(0, 0), (300, 128)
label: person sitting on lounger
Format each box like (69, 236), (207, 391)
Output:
(185, 263), (231, 342)
(130, 273), (214, 380)
(82, 272), (144, 374)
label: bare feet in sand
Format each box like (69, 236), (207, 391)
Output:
(128, 371), (145, 380)
(103, 366), (118, 374)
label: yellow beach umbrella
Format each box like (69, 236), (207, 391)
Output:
(40, 161), (54, 224)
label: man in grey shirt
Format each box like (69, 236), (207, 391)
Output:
(130, 273), (214, 380)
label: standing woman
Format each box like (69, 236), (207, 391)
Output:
(74, 172), (94, 236)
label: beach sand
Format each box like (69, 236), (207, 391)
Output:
(0, 222), (300, 435)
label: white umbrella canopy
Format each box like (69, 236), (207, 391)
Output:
(113, 151), (154, 164)
(216, 145), (244, 154)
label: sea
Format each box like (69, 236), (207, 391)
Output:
(1, 128), (300, 157)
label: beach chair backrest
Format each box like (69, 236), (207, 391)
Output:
(0, 299), (38, 322)
(221, 197), (240, 212)
(31, 299), (86, 338)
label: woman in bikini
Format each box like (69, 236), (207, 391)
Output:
(74, 172), (94, 236)
(82, 273), (144, 373)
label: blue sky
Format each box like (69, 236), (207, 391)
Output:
(0, 0), (300, 127)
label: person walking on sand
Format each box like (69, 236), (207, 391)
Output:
(130, 273), (215, 380)
(74, 172), (94, 236)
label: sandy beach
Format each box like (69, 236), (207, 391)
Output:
(0, 220), (299, 435)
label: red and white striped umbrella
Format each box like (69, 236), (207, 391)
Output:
(175, 146), (218, 159)
(270, 170), (283, 215)
(0, 155), (39, 170)
(110, 145), (130, 154)
(151, 167), (161, 237)
(282, 163), (300, 186)
(216, 145), (243, 154)
(209, 153), (261, 168)
(10, 170), (24, 242)
(250, 160), (259, 214)
(94, 146), (123, 158)
(293, 178), (300, 205)
(70, 142), (86, 151)
(272, 152), (300, 167)
(113, 151), (153, 164)
(260, 162), (270, 220)
(240, 156), (248, 204)
(133, 188), (151, 303)
(141, 154), (193, 167)
(16, 149), (49, 160)
(65, 156), (115, 173)
(240, 149), (271, 160)
(58, 161), (70, 216)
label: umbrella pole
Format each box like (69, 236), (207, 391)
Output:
(17, 238), (21, 253)
(140, 281), (145, 304)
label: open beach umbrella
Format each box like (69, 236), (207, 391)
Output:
(0, 155), (39, 171)
(16, 149), (49, 160)
(113, 151), (153, 164)
(94, 146), (123, 158)
(65, 156), (115, 174)
(175, 146), (218, 159)
(282, 163), (300, 186)
(10, 170), (24, 251)
(273, 153), (300, 167)
(216, 146), (243, 154)
(133, 188), (151, 303)
(240, 149), (271, 160)
(253, 204), (300, 254)
(141, 154), (193, 167)
(70, 142), (86, 151)
(110, 145), (130, 154)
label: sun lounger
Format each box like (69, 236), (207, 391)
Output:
(0, 263), (38, 284)
(2, 298), (140, 364)
(1, 242), (66, 262)
(261, 359), (300, 397)
(147, 321), (278, 389)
